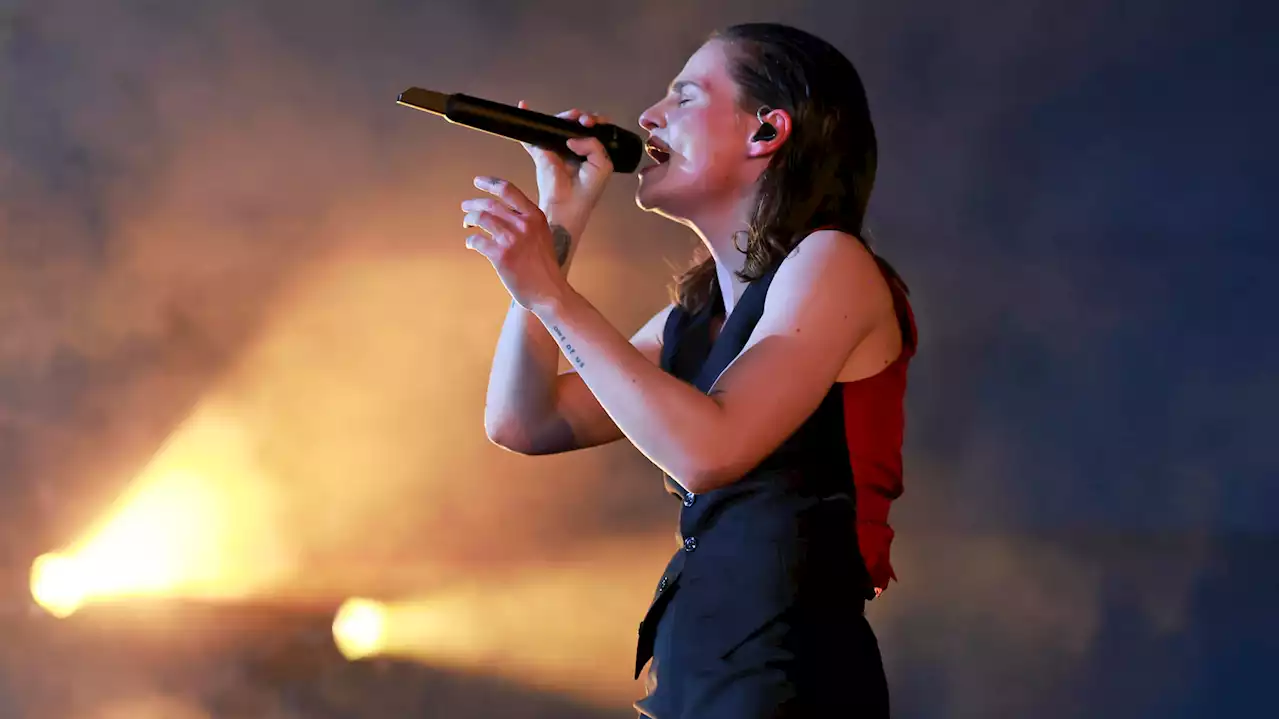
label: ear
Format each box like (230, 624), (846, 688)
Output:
(746, 107), (792, 158)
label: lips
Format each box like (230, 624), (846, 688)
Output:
(644, 136), (672, 165)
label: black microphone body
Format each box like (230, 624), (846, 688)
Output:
(397, 87), (644, 173)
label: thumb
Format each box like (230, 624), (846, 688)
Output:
(565, 136), (612, 173)
(516, 100), (538, 155)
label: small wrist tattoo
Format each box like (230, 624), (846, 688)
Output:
(550, 324), (586, 369)
(550, 224), (573, 267)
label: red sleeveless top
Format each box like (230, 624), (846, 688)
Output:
(818, 224), (917, 593)
(839, 259), (916, 593)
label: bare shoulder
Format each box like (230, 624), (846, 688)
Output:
(769, 228), (893, 314)
(752, 229), (901, 381)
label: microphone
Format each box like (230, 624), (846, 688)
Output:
(396, 87), (644, 173)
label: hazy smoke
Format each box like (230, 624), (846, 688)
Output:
(1, 0), (1264, 717)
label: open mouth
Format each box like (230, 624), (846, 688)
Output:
(644, 137), (672, 165)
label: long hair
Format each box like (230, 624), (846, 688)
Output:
(671, 23), (907, 313)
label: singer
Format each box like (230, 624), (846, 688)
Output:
(463, 22), (914, 718)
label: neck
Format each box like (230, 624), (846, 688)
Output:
(680, 191), (759, 315)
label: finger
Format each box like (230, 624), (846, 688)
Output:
(465, 232), (498, 261)
(577, 112), (611, 127)
(515, 101), (554, 155)
(461, 197), (527, 219)
(473, 176), (541, 217)
(520, 107), (584, 159)
(462, 209), (517, 239)
(514, 101), (539, 154)
(565, 136), (613, 172)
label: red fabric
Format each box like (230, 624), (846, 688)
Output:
(808, 225), (917, 595)
(838, 259), (917, 595)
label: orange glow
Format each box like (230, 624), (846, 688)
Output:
(30, 552), (88, 618)
(333, 597), (389, 660)
(30, 403), (295, 616)
(330, 536), (670, 707)
(27, 249), (670, 709)
(90, 695), (211, 719)
(26, 253), (498, 616)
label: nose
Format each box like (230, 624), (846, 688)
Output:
(638, 102), (663, 133)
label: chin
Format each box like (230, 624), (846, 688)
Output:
(634, 186), (660, 213)
(634, 178), (661, 212)
(635, 171), (683, 216)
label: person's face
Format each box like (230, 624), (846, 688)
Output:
(635, 40), (757, 219)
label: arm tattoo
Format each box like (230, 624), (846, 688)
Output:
(550, 324), (586, 369)
(550, 224), (573, 267)
(508, 225), (571, 310)
(542, 226), (581, 365)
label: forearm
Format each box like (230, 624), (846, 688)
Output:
(540, 204), (590, 245)
(530, 287), (728, 490)
(483, 223), (579, 447)
(483, 302), (565, 445)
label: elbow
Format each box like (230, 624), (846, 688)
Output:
(678, 474), (712, 495)
(680, 471), (723, 495)
(484, 416), (536, 455)
(670, 455), (739, 495)
(484, 415), (562, 456)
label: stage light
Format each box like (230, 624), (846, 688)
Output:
(333, 597), (388, 660)
(27, 405), (294, 617)
(30, 552), (87, 618)
(327, 537), (669, 707)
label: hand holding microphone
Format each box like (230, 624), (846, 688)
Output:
(396, 88), (643, 173)
(515, 102), (614, 227)
(397, 87), (633, 228)
(403, 88), (635, 307)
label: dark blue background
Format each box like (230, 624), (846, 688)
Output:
(0, 0), (1273, 716)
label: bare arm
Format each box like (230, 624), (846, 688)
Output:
(527, 229), (896, 492)
(483, 223), (674, 455)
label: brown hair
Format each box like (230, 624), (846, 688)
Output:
(670, 23), (906, 313)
